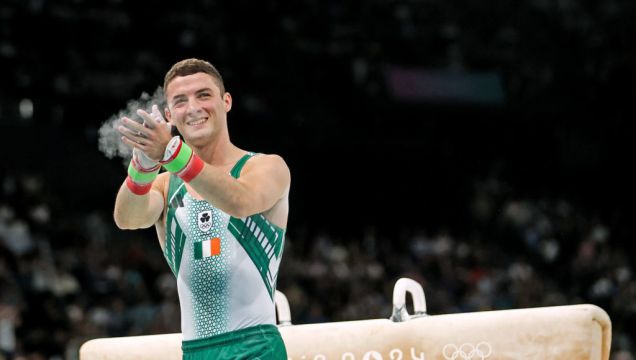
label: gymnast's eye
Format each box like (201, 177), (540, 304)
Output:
(172, 98), (186, 107)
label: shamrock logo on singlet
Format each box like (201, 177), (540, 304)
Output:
(197, 210), (212, 232)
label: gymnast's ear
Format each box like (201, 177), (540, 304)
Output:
(223, 92), (232, 113)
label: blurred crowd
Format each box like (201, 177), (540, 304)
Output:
(1, 170), (634, 360)
(0, 172), (181, 360)
(1, 0), (635, 128)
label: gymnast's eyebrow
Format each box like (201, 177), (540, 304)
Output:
(170, 94), (187, 105)
(170, 88), (214, 105)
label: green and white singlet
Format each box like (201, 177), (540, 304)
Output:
(163, 152), (285, 341)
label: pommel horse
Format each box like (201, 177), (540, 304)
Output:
(80, 278), (612, 359)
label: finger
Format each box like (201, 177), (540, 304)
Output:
(121, 117), (153, 140)
(117, 123), (138, 137)
(118, 125), (148, 144)
(151, 105), (164, 122)
(121, 135), (147, 150)
(121, 136), (139, 149)
(136, 109), (157, 129)
(120, 117), (146, 133)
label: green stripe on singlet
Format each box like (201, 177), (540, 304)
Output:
(193, 241), (203, 260)
(249, 214), (284, 257)
(227, 152), (285, 298)
(230, 153), (255, 178)
(165, 176), (187, 277)
(228, 214), (284, 298)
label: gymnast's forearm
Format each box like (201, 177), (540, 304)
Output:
(113, 184), (162, 229)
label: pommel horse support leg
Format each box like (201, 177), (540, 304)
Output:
(80, 279), (612, 360)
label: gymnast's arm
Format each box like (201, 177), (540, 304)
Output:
(186, 154), (290, 219)
(113, 173), (167, 230)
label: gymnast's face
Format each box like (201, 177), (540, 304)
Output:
(164, 72), (232, 146)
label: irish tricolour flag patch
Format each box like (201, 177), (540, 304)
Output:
(194, 238), (221, 259)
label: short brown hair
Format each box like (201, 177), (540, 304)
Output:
(163, 58), (225, 95)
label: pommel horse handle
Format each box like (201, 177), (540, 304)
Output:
(390, 277), (427, 322)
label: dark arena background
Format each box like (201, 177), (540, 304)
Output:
(0, 1), (635, 359)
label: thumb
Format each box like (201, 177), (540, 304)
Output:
(153, 104), (173, 132)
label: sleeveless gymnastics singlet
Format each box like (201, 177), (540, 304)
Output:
(163, 152), (285, 341)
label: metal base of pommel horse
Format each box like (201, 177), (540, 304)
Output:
(80, 278), (612, 360)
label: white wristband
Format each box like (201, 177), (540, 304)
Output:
(133, 148), (159, 170)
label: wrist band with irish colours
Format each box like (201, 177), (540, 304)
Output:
(125, 157), (160, 195)
(127, 158), (160, 183)
(161, 137), (204, 182)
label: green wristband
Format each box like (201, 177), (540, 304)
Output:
(163, 140), (193, 173)
(128, 162), (160, 183)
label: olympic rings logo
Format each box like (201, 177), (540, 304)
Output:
(442, 342), (492, 360)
